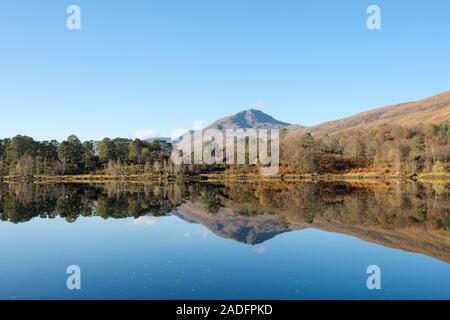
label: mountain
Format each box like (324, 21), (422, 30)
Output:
(290, 90), (450, 137)
(175, 109), (301, 149)
(207, 109), (302, 131)
(176, 90), (449, 148)
(172, 194), (450, 263)
(174, 202), (293, 245)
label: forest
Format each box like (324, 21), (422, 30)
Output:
(0, 135), (173, 176)
(0, 121), (449, 178)
(281, 122), (450, 176)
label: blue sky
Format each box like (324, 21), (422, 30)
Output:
(0, 0), (449, 141)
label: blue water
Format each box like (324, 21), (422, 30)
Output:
(0, 215), (448, 300)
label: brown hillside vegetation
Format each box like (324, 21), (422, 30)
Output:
(282, 90), (450, 175)
(290, 90), (450, 138)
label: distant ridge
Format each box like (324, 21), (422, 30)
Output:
(177, 90), (449, 147)
(290, 90), (450, 137)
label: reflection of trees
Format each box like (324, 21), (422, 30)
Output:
(56, 195), (86, 223)
(199, 187), (224, 214)
(1, 181), (447, 262)
(95, 197), (128, 219)
(0, 182), (449, 232)
(94, 194), (174, 219)
(0, 194), (58, 223)
(411, 197), (427, 221)
(0, 183), (188, 223)
(214, 181), (450, 232)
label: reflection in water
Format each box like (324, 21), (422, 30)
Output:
(0, 181), (449, 263)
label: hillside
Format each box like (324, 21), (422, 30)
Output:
(291, 90), (450, 137)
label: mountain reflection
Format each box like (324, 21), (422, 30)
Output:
(0, 181), (449, 263)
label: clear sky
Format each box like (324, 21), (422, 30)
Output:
(0, 0), (449, 141)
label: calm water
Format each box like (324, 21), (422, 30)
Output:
(0, 181), (449, 300)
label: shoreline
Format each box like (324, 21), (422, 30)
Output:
(1, 172), (449, 184)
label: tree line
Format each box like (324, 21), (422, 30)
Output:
(0, 135), (172, 176)
(282, 122), (450, 175)
(0, 121), (449, 177)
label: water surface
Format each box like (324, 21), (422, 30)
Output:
(0, 181), (449, 299)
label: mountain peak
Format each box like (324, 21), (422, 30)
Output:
(207, 108), (298, 131)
